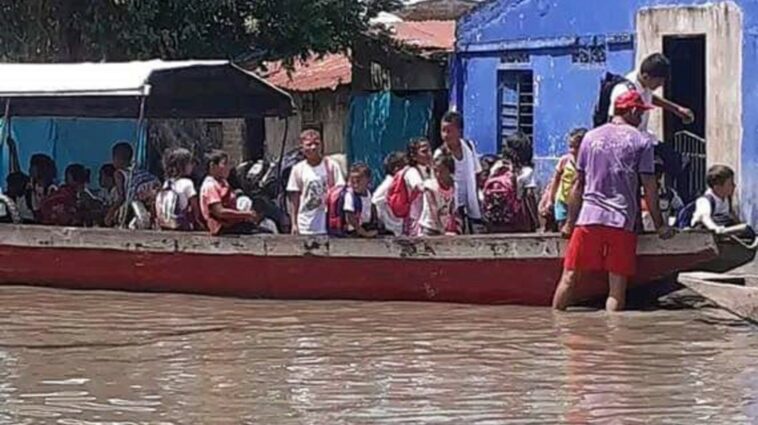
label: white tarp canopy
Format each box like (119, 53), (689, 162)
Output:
(0, 60), (294, 118)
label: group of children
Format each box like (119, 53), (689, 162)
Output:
(0, 113), (747, 239)
(285, 112), (544, 238)
(0, 142), (278, 235)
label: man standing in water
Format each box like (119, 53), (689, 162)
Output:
(552, 91), (675, 312)
(436, 111), (483, 233)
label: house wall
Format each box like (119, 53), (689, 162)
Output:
(264, 88), (350, 158)
(454, 0), (758, 225)
(636, 3), (743, 207)
(352, 38), (448, 91)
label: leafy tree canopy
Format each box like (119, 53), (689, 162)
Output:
(0, 0), (402, 66)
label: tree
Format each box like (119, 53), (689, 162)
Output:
(0, 0), (401, 65)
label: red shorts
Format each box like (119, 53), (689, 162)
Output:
(564, 225), (638, 277)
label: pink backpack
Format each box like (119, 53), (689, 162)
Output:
(482, 169), (526, 230)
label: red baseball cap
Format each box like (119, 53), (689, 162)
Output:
(614, 90), (653, 113)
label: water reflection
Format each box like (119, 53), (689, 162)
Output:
(0, 286), (755, 424)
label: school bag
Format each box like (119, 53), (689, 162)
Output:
(592, 73), (635, 128)
(326, 185), (362, 235)
(155, 180), (190, 230)
(482, 169), (527, 231)
(675, 193), (715, 229)
(387, 167), (415, 219)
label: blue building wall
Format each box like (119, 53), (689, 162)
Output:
(741, 4), (758, 226)
(454, 0), (758, 225)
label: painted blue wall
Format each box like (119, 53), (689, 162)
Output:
(0, 118), (141, 190)
(454, 0), (758, 225)
(741, 4), (758, 226)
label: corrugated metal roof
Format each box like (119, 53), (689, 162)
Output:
(391, 20), (456, 51)
(261, 53), (352, 93)
(261, 20), (455, 92)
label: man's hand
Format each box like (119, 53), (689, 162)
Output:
(678, 107), (695, 125)
(657, 225), (676, 240)
(561, 223), (574, 239)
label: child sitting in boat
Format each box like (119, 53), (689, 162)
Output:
(93, 164), (118, 207)
(106, 142), (161, 228)
(371, 151), (407, 236)
(541, 128), (588, 230)
(28, 154), (58, 221)
(679, 165), (755, 240)
(641, 157), (684, 232)
(418, 152), (460, 236)
(327, 163), (377, 238)
(200, 150), (257, 235)
(2, 172), (34, 223)
(39, 164), (91, 226)
(156, 148), (204, 231)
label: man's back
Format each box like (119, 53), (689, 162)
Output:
(577, 123), (654, 232)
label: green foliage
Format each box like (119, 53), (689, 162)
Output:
(0, 0), (402, 64)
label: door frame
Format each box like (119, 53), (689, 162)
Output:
(636, 2), (743, 201)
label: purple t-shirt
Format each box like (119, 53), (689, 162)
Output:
(576, 123), (654, 232)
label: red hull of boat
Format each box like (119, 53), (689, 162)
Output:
(0, 245), (714, 306)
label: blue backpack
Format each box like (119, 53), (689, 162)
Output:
(326, 186), (363, 236)
(675, 193), (715, 229)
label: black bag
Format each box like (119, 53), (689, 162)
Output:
(592, 73), (635, 127)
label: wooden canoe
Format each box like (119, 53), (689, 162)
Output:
(678, 272), (758, 324)
(0, 224), (720, 305)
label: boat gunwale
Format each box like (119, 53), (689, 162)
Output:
(0, 224), (719, 261)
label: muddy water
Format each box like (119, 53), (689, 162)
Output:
(0, 287), (756, 424)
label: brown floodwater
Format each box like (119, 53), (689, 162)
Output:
(0, 286), (756, 424)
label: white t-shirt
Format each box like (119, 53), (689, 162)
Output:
(418, 179), (457, 235)
(372, 175), (404, 236)
(163, 177), (197, 212)
(691, 189), (731, 230)
(343, 189), (372, 230)
(435, 140), (482, 220)
(517, 166), (537, 198)
(286, 159), (344, 235)
(609, 71), (654, 132)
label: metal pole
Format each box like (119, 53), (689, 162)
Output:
(1, 98), (9, 146)
(119, 95), (148, 228)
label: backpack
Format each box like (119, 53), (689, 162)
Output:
(592, 73), (635, 128)
(387, 167), (416, 219)
(326, 185), (362, 235)
(675, 193), (715, 229)
(120, 168), (161, 204)
(155, 180), (190, 230)
(482, 169), (526, 230)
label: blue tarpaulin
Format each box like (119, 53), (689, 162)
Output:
(0, 118), (144, 189)
(347, 92), (434, 184)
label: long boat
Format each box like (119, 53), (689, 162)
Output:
(0, 225), (719, 305)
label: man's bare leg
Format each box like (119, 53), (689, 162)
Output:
(606, 273), (628, 312)
(552, 269), (578, 311)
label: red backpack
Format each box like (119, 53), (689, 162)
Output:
(326, 185), (362, 235)
(482, 169), (527, 231)
(387, 167), (418, 218)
